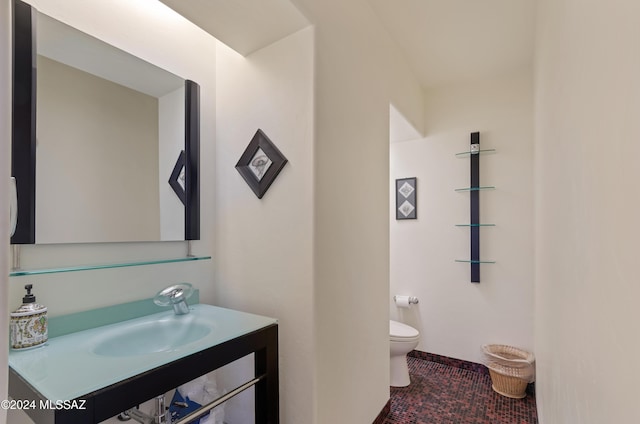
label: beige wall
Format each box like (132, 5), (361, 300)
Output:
(535, 0), (640, 422)
(293, 1), (424, 422)
(36, 56), (160, 243)
(215, 28), (315, 423)
(390, 70), (534, 364)
(215, 0), (425, 420)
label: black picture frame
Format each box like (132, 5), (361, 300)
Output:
(235, 129), (288, 199)
(184, 80), (200, 240)
(169, 150), (186, 206)
(396, 177), (417, 220)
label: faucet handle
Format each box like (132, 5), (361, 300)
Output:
(154, 283), (194, 314)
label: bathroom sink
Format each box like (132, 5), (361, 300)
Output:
(9, 303), (277, 403)
(92, 316), (211, 357)
(8, 303), (279, 423)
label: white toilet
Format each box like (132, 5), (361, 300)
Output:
(390, 320), (420, 387)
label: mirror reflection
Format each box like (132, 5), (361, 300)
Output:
(34, 12), (187, 243)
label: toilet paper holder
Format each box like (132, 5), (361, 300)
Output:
(394, 295), (419, 305)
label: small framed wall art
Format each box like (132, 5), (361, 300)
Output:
(169, 150), (186, 206)
(396, 177), (417, 220)
(235, 129), (288, 199)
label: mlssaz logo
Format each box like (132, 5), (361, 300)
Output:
(40, 399), (87, 410)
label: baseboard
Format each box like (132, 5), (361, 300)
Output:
(408, 350), (489, 375)
(372, 399), (391, 424)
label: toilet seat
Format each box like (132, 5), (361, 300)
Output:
(390, 320), (419, 342)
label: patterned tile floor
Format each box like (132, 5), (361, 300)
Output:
(382, 357), (538, 424)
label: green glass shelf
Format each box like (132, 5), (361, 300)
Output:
(455, 259), (496, 264)
(455, 186), (495, 192)
(9, 256), (212, 277)
(455, 149), (496, 157)
(455, 224), (495, 227)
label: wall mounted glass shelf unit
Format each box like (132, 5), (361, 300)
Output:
(9, 256), (211, 277)
(455, 148), (496, 157)
(456, 131), (497, 283)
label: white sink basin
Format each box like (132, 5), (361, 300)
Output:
(92, 316), (211, 357)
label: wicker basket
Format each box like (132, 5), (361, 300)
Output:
(483, 344), (534, 399)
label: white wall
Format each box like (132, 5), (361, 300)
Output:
(215, 28), (315, 424)
(534, 0), (640, 422)
(4, 1), (217, 421)
(1, 0), (11, 421)
(390, 70), (534, 365)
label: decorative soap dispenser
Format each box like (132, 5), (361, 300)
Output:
(10, 284), (48, 350)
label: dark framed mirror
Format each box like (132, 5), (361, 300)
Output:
(11, 0), (200, 244)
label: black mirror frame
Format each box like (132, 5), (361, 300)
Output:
(11, 0), (36, 244)
(184, 80), (200, 241)
(10, 0), (200, 244)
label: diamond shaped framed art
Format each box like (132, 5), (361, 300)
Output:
(235, 129), (288, 199)
(396, 177), (417, 220)
(169, 150), (186, 206)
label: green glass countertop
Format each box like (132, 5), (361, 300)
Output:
(8, 304), (277, 402)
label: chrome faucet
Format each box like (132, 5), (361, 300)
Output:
(118, 395), (169, 424)
(153, 283), (194, 315)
